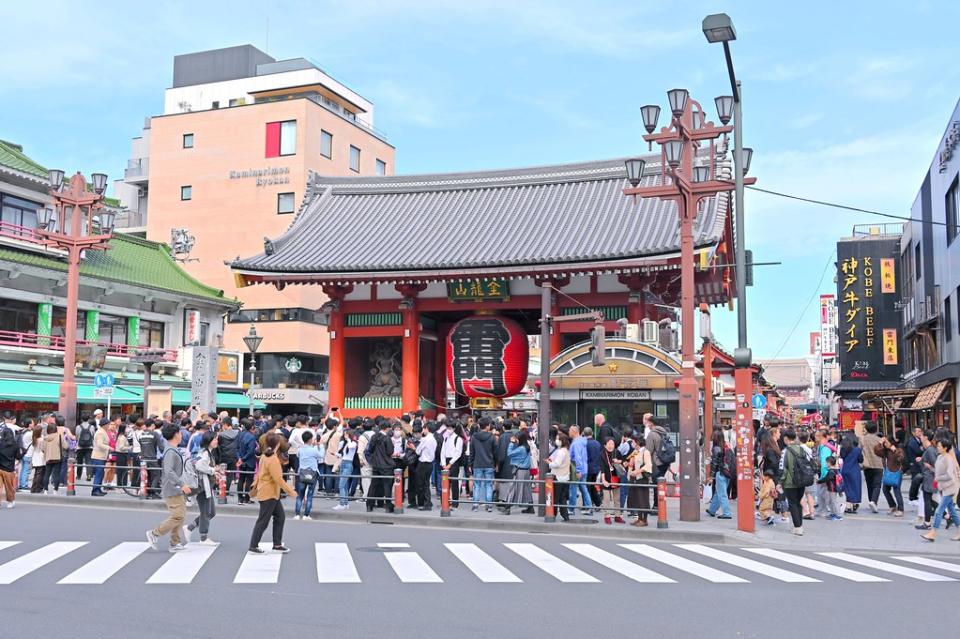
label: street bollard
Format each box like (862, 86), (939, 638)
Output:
(392, 469), (404, 514)
(440, 469), (450, 518)
(139, 461), (148, 500)
(544, 474), (556, 523)
(217, 463), (227, 505)
(657, 478), (668, 529)
(66, 458), (76, 496)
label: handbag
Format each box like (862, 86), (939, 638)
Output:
(299, 468), (318, 485)
(882, 467), (903, 487)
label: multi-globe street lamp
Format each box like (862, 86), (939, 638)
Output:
(623, 87), (755, 522)
(242, 323), (263, 417)
(38, 170), (114, 428)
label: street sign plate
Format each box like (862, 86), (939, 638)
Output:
(94, 387), (114, 398)
(752, 408), (766, 421)
(94, 373), (115, 388)
(751, 394), (767, 410)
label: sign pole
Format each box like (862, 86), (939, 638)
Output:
(537, 281), (552, 514)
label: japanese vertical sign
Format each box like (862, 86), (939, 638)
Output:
(836, 237), (902, 382)
(819, 295), (837, 357)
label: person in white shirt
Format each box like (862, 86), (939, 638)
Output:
(287, 416), (310, 473)
(413, 422), (437, 510)
(441, 422), (465, 507)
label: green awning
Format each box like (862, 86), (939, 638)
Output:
(171, 389), (264, 410)
(0, 379), (144, 404)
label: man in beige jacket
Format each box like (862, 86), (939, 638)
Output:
(90, 418), (113, 496)
(860, 421), (884, 512)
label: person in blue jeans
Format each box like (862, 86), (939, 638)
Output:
(567, 426), (592, 516)
(334, 429), (357, 510)
(920, 435), (960, 542)
(705, 431), (733, 519)
(469, 419), (497, 512)
(294, 431), (320, 519)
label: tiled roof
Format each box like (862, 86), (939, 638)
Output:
(0, 233), (237, 305)
(0, 139), (47, 179)
(232, 157), (728, 276)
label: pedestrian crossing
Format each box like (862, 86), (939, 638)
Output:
(0, 539), (958, 586)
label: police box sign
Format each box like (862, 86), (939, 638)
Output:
(579, 390), (651, 400)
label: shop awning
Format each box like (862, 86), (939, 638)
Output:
(170, 389), (264, 410)
(0, 379), (143, 403)
(909, 380), (950, 411)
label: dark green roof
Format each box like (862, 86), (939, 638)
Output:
(0, 139), (47, 179)
(0, 233), (238, 306)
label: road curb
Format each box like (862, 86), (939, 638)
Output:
(13, 494), (727, 543)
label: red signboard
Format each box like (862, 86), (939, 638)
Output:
(446, 315), (528, 398)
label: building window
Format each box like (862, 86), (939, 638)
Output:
(376, 159), (386, 176)
(320, 130), (333, 159)
(915, 242), (921, 280)
(946, 296), (953, 343)
(182, 133), (194, 149)
(97, 314), (127, 345)
(947, 176), (959, 246)
(0, 298), (38, 333)
(266, 120), (297, 157)
(349, 145), (361, 172)
(277, 192), (295, 214)
(1, 193), (42, 231)
(212, 101), (220, 109)
(199, 322), (210, 346)
(138, 320), (164, 348)
(181, 185), (192, 201)
(228, 98), (245, 107)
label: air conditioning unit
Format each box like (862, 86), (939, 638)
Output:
(641, 320), (659, 344)
(625, 322), (640, 342)
(659, 325), (678, 352)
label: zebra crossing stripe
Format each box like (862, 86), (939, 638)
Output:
(379, 543), (442, 583)
(892, 556), (960, 574)
(620, 544), (748, 583)
(563, 544), (674, 583)
(818, 552), (957, 582)
(315, 543), (361, 583)
(445, 543), (522, 583)
(146, 544), (218, 584)
(504, 543), (599, 583)
(676, 544), (819, 583)
(0, 542), (88, 585)
(0, 542), (21, 552)
(59, 542), (151, 585)
(234, 544), (284, 583)
(743, 548), (887, 582)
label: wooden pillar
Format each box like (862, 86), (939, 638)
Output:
(397, 284), (427, 414)
(322, 285), (353, 411)
(703, 340), (714, 453)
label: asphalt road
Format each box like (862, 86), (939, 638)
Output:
(1, 501), (957, 639)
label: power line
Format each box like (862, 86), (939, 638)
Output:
(745, 185), (949, 227)
(760, 250), (835, 365)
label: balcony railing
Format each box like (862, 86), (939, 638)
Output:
(124, 158), (149, 182)
(0, 221), (43, 244)
(0, 330), (177, 361)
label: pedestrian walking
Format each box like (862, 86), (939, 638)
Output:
(502, 430), (533, 515)
(334, 427), (357, 510)
(294, 430), (320, 519)
(90, 418), (112, 496)
(236, 419), (259, 504)
(583, 426), (603, 510)
(567, 425), (591, 516)
(16, 417), (33, 491)
(840, 433), (863, 514)
(0, 417), (19, 508)
(876, 436), (905, 517)
(146, 423), (192, 553)
(598, 437), (623, 524)
(74, 416), (96, 481)
(185, 431), (218, 544)
(627, 433), (653, 527)
(469, 417), (496, 512)
(705, 430), (733, 519)
(779, 429), (813, 536)
(41, 423), (64, 494)
(441, 421), (465, 508)
(916, 430), (939, 530)
(758, 470), (778, 525)
(548, 432), (571, 522)
(29, 425), (45, 493)
(860, 421), (884, 512)
(920, 434), (960, 542)
(247, 432), (296, 554)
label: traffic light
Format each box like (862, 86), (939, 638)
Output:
(590, 324), (606, 366)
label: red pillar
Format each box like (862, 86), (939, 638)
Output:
(550, 296), (562, 356)
(433, 324), (449, 415)
(401, 305), (420, 414)
(328, 307), (346, 410)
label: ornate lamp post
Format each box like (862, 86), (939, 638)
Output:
(623, 90), (755, 522)
(38, 171), (114, 427)
(242, 323), (263, 417)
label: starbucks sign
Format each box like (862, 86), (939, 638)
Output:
(285, 357), (302, 373)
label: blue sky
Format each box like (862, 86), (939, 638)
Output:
(3, 0), (960, 360)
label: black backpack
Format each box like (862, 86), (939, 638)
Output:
(789, 446), (815, 488)
(655, 431), (677, 466)
(77, 423), (94, 448)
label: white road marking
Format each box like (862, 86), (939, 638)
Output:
(819, 552), (956, 582)
(59, 542), (151, 584)
(676, 544), (819, 583)
(234, 543), (284, 584)
(0, 542), (21, 552)
(504, 543), (599, 583)
(445, 543), (522, 583)
(620, 544), (748, 583)
(315, 543), (361, 583)
(563, 544), (674, 583)
(892, 556), (960, 574)
(743, 548), (887, 582)
(377, 543), (411, 548)
(380, 544), (442, 583)
(146, 544), (218, 584)
(0, 542), (87, 584)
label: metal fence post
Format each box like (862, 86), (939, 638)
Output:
(657, 478), (668, 529)
(544, 474), (556, 523)
(440, 469), (451, 517)
(392, 469), (404, 514)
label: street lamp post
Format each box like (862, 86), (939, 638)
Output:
(704, 12), (757, 533)
(38, 171), (114, 428)
(623, 90), (755, 522)
(242, 324), (262, 418)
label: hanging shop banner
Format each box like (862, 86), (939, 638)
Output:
(819, 295), (837, 357)
(880, 258), (896, 293)
(836, 238), (902, 382)
(184, 309), (201, 345)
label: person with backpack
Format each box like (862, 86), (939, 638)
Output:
(185, 430), (218, 544)
(146, 422), (193, 553)
(0, 417), (20, 508)
(16, 417), (34, 491)
(779, 428), (815, 536)
(645, 417), (673, 509)
(74, 417), (96, 481)
(705, 430), (733, 519)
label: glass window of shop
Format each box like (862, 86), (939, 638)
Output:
(1, 193), (41, 230)
(138, 320), (164, 348)
(51, 308), (84, 339)
(257, 353), (329, 390)
(579, 400), (654, 431)
(97, 313), (127, 344)
(0, 299), (38, 333)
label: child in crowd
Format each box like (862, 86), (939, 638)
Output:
(759, 470), (777, 525)
(822, 456), (843, 521)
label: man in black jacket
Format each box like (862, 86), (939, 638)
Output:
(0, 419), (19, 508)
(905, 425), (925, 512)
(366, 422), (396, 512)
(470, 417), (497, 512)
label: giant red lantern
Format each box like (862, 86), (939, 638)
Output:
(446, 315), (528, 398)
